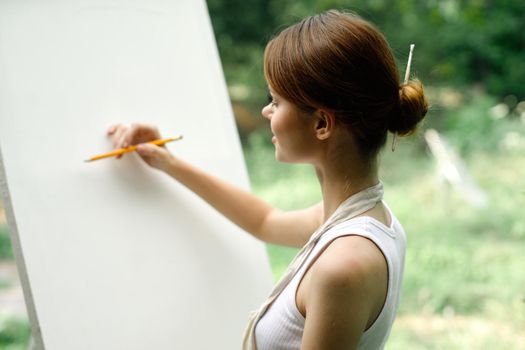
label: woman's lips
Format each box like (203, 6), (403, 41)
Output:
(272, 135), (277, 144)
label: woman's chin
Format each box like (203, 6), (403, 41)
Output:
(274, 151), (293, 163)
(274, 149), (285, 162)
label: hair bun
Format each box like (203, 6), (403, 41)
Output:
(388, 79), (429, 136)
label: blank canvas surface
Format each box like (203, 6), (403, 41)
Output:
(0, 0), (273, 349)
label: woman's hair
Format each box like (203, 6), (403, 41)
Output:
(264, 10), (428, 159)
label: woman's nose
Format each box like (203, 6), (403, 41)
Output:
(261, 104), (271, 120)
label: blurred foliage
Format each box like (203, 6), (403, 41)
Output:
(233, 5), (525, 341)
(244, 116), (525, 347)
(0, 317), (31, 350)
(207, 0), (525, 108)
(437, 90), (525, 155)
(0, 225), (13, 260)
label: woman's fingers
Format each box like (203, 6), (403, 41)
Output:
(106, 124), (129, 159)
(113, 126), (129, 149)
(106, 122), (172, 169)
(136, 143), (157, 157)
(127, 123), (145, 146)
(136, 143), (172, 172)
(131, 123), (161, 141)
(107, 123), (127, 137)
(118, 128), (131, 149)
(107, 124), (118, 135)
(106, 122), (163, 159)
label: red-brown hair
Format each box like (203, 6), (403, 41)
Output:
(264, 10), (428, 158)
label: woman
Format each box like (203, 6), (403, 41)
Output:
(108, 10), (428, 350)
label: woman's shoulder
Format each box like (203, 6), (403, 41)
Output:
(303, 235), (388, 335)
(311, 235), (387, 290)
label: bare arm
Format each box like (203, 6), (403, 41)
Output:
(300, 236), (388, 349)
(107, 123), (323, 247)
(164, 156), (322, 246)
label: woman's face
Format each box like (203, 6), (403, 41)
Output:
(261, 89), (318, 163)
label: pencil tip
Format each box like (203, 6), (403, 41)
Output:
(84, 159), (91, 163)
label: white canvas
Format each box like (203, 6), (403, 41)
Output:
(0, 0), (273, 349)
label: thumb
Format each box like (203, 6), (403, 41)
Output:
(136, 143), (162, 157)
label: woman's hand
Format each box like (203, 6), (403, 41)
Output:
(107, 122), (174, 172)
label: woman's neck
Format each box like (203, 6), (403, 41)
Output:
(314, 154), (379, 222)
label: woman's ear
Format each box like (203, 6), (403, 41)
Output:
(314, 110), (335, 140)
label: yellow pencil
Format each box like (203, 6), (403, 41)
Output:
(84, 135), (183, 162)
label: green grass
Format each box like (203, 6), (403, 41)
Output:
(243, 123), (525, 349)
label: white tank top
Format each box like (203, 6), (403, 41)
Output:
(254, 203), (406, 349)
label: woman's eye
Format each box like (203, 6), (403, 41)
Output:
(267, 93), (277, 107)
